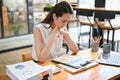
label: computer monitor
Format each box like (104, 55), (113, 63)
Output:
(95, 0), (106, 7)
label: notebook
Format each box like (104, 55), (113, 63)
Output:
(57, 61), (98, 74)
(52, 54), (97, 69)
(96, 51), (120, 66)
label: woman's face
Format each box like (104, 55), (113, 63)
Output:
(53, 13), (72, 29)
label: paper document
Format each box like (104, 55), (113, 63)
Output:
(6, 60), (53, 80)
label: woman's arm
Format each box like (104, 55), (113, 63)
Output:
(34, 27), (60, 62)
(60, 27), (79, 54)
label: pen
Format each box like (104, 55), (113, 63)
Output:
(80, 61), (91, 66)
(91, 35), (102, 43)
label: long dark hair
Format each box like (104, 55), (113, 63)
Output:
(41, 1), (74, 24)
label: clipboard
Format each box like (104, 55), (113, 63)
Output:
(52, 54), (94, 69)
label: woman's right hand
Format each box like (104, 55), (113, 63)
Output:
(52, 27), (61, 38)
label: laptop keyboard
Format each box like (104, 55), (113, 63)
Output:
(96, 52), (120, 66)
(107, 53), (120, 65)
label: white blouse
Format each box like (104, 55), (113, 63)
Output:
(32, 23), (64, 61)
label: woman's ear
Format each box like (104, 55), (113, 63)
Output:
(53, 13), (56, 19)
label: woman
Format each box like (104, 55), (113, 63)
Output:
(32, 1), (79, 63)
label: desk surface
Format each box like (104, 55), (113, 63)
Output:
(39, 48), (120, 80)
(3, 48), (120, 80)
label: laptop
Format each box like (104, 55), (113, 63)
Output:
(96, 51), (120, 66)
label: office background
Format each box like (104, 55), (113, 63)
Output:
(0, 0), (120, 52)
(0, 0), (120, 80)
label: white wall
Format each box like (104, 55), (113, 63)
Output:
(106, 0), (120, 10)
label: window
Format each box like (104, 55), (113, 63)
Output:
(106, 0), (120, 10)
(79, 0), (94, 8)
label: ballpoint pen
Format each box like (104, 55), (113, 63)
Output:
(80, 61), (92, 66)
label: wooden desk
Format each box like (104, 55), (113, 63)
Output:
(73, 7), (120, 14)
(38, 48), (120, 80)
(3, 48), (120, 80)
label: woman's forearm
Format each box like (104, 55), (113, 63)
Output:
(59, 27), (79, 54)
(39, 33), (57, 61)
(64, 33), (79, 54)
(37, 28), (60, 62)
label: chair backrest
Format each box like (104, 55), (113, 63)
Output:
(22, 51), (33, 62)
(94, 11), (115, 30)
(94, 11), (115, 19)
(76, 9), (93, 16)
(76, 9), (94, 24)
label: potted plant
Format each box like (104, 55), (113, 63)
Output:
(9, 23), (23, 36)
(44, 3), (52, 11)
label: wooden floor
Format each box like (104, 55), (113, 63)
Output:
(0, 47), (32, 80)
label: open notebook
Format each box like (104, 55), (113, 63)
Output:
(96, 51), (120, 66)
(52, 54), (98, 69)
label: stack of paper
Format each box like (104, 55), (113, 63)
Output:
(45, 64), (61, 74)
(6, 60), (53, 80)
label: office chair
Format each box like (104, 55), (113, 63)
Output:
(76, 9), (95, 48)
(22, 51), (33, 62)
(94, 11), (120, 51)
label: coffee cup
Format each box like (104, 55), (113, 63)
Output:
(103, 43), (111, 54)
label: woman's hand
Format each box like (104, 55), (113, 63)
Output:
(60, 27), (79, 54)
(51, 27), (61, 38)
(60, 27), (69, 37)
